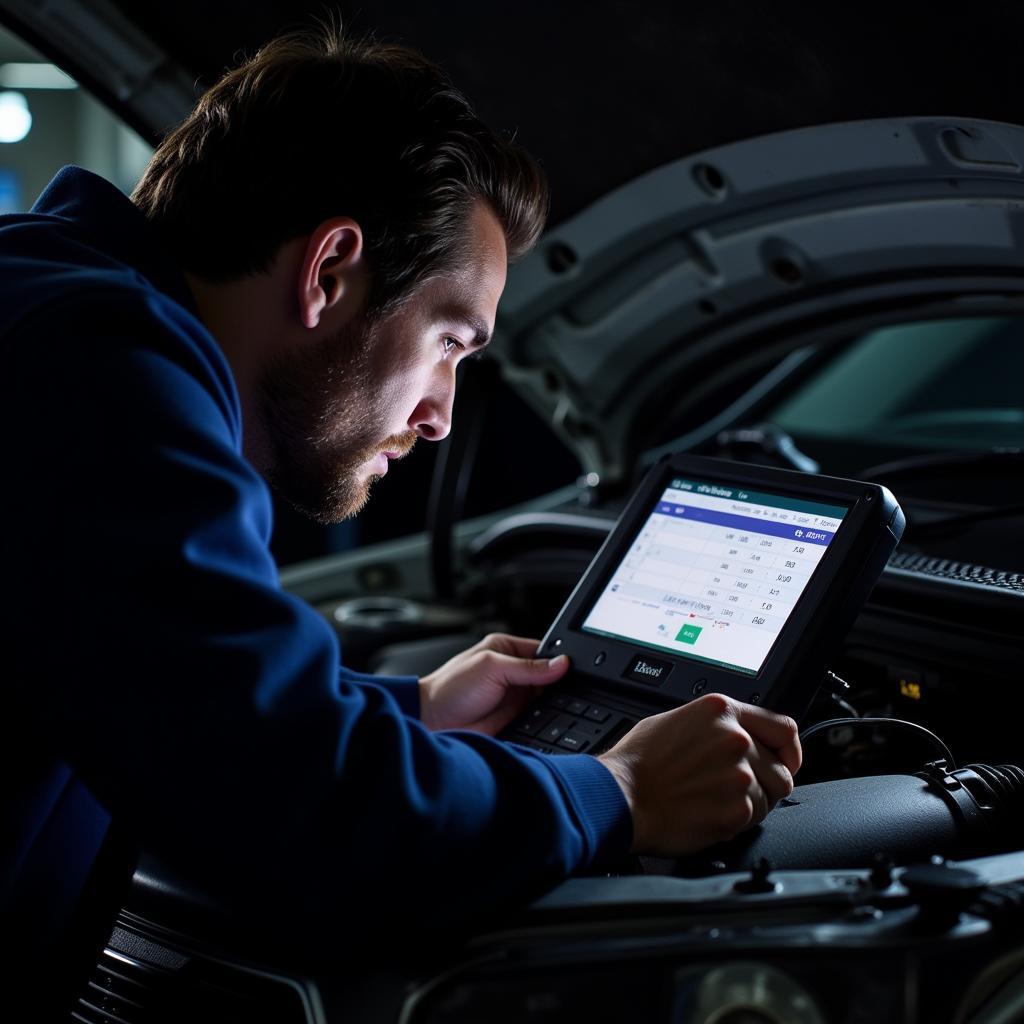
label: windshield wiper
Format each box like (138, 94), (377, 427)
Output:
(859, 448), (1024, 483)
(906, 503), (1024, 540)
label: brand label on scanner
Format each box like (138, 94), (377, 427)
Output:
(624, 654), (673, 685)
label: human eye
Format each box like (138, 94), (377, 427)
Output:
(441, 335), (465, 356)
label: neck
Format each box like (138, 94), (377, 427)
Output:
(185, 264), (296, 473)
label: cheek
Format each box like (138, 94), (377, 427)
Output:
(373, 354), (432, 417)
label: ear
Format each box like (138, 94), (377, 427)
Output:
(297, 217), (367, 330)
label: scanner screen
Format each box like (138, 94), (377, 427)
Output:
(581, 476), (849, 676)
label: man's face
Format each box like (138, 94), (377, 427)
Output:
(260, 202), (508, 523)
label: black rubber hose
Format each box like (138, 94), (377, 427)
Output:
(960, 763), (1024, 817)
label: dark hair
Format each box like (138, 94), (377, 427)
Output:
(132, 25), (548, 314)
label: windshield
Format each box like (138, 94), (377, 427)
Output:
(770, 317), (1024, 452)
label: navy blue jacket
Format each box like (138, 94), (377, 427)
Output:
(0, 168), (631, 959)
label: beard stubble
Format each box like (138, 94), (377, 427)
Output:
(257, 316), (416, 523)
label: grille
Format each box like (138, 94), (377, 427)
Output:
(70, 923), (313, 1024)
(887, 553), (1024, 594)
(72, 947), (162, 1024)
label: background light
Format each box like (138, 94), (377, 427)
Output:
(0, 62), (77, 90)
(0, 91), (32, 143)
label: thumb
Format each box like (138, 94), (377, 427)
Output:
(487, 652), (570, 688)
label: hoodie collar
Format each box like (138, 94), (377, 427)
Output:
(31, 165), (198, 316)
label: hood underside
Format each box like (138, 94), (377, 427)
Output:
(6, 5), (1024, 480)
(493, 116), (1024, 481)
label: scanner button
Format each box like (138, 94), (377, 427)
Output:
(566, 699), (588, 715)
(515, 708), (551, 736)
(540, 715), (576, 744)
(558, 731), (590, 752)
(584, 707), (610, 723)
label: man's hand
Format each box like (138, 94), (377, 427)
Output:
(598, 693), (802, 856)
(419, 633), (570, 734)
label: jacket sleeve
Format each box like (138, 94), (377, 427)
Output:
(5, 290), (632, 941)
(339, 665), (422, 718)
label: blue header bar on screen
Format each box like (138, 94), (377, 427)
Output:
(654, 501), (836, 545)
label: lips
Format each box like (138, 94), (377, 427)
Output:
(374, 450), (403, 473)
(367, 434), (417, 477)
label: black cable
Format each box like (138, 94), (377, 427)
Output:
(714, 423), (821, 473)
(799, 716), (956, 769)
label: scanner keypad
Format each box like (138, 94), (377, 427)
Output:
(509, 695), (631, 755)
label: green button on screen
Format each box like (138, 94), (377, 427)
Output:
(676, 624), (703, 644)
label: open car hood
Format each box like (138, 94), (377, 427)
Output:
(7, 3), (1024, 486)
(493, 116), (1024, 483)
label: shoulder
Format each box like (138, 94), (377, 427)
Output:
(1, 203), (239, 440)
(7, 272), (242, 447)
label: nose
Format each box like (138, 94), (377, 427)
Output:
(408, 372), (455, 442)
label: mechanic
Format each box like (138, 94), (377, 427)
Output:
(0, 24), (800, 994)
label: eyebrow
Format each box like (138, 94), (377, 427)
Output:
(466, 317), (491, 350)
(439, 308), (492, 350)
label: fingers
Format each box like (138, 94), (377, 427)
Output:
(469, 633), (543, 660)
(717, 698), (796, 814)
(479, 650), (570, 688)
(601, 694), (802, 854)
(459, 635), (567, 688)
(732, 701), (802, 777)
(746, 779), (769, 830)
(749, 739), (795, 809)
